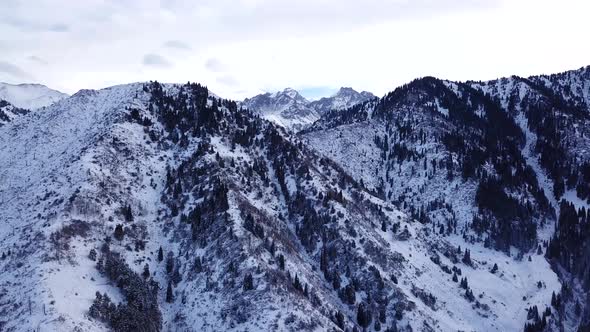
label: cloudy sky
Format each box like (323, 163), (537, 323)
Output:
(0, 0), (589, 100)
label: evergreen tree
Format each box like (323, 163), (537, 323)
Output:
(278, 254), (285, 270)
(357, 302), (371, 329)
(462, 249), (471, 265)
(142, 263), (150, 279)
(243, 273), (254, 291)
(460, 277), (469, 289)
(391, 274), (398, 284)
(335, 311), (345, 329)
(343, 283), (356, 305)
(114, 224), (124, 241)
(332, 270), (341, 290)
(166, 252), (174, 274)
(491, 263), (498, 274)
(166, 281), (174, 303)
(157, 246), (163, 262)
(293, 274), (302, 291)
(89, 292), (102, 319)
(123, 204), (134, 222)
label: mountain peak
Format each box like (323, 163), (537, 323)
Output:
(334, 87), (375, 99)
(276, 87), (306, 101)
(308, 87), (375, 116)
(335, 87), (357, 95)
(241, 88), (316, 132)
(0, 82), (68, 110)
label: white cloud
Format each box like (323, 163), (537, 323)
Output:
(163, 40), (191, 50)
(143, 54), (173, 68)
(0, 0), (588, 100)
(0, 61), (34, 80)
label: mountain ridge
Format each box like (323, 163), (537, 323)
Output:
(0, 82), (69, 110)
(0, 66), (589, 331)
(242, 87), (375, 132)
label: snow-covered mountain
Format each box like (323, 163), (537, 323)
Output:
(0, 82), (69, 110)
(1, 66), (589, 332)
(241, 88), (319, 132)
(302, 65), (590, 331)
(0, 82), (422, 332)
(309, 87), (375, 116)
(242, 87), (375, 132)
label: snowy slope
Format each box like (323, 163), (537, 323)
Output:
(0, 83), (156, 331)
(0, 82), (69, 110)
(0, 82), (432, 332)
(1, 66), (589, 332)
(0, 99), (28, 126)
(302, 76), (567, 330)
(302, 67), (590, 331)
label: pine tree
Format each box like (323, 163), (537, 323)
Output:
(166, 281), (173, 303)
(332, 270), (341, 290)
(491, 263), (498, 274)
(460, 277), (469, 289)
(391, 274), (398, 284)
(243, 273), (254, 291)
(89, 292), (102, 319)
(343, 283), (356, 305)
(123, 204), (134, 222)
(357, 302), (371, 329)
(293, 274), (302, 291)
(114, 224), (124, 241)
(320, 246), (328, 275)
(269, 240), (276, 255)
(96, 256), (104, 273)
(379, 307), (386, 323)
(158, 246), (163, 262)
(194, 256), (203, 273)
(462, 249), (471, 265)
(334, 310), (345, 329)
(278, 254), (285, 270)
(142, 263), (150, 279)
(166, 252), (174, 274)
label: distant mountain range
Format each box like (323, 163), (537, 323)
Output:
(241, 87), (375, 132)
(0, 82), (68, 110)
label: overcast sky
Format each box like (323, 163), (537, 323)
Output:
(0, 0), (589, 100)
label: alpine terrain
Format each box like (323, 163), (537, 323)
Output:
(0, 66), (589, 332)
(0, 82), (68, 110)
(242, 87), (375, 132)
